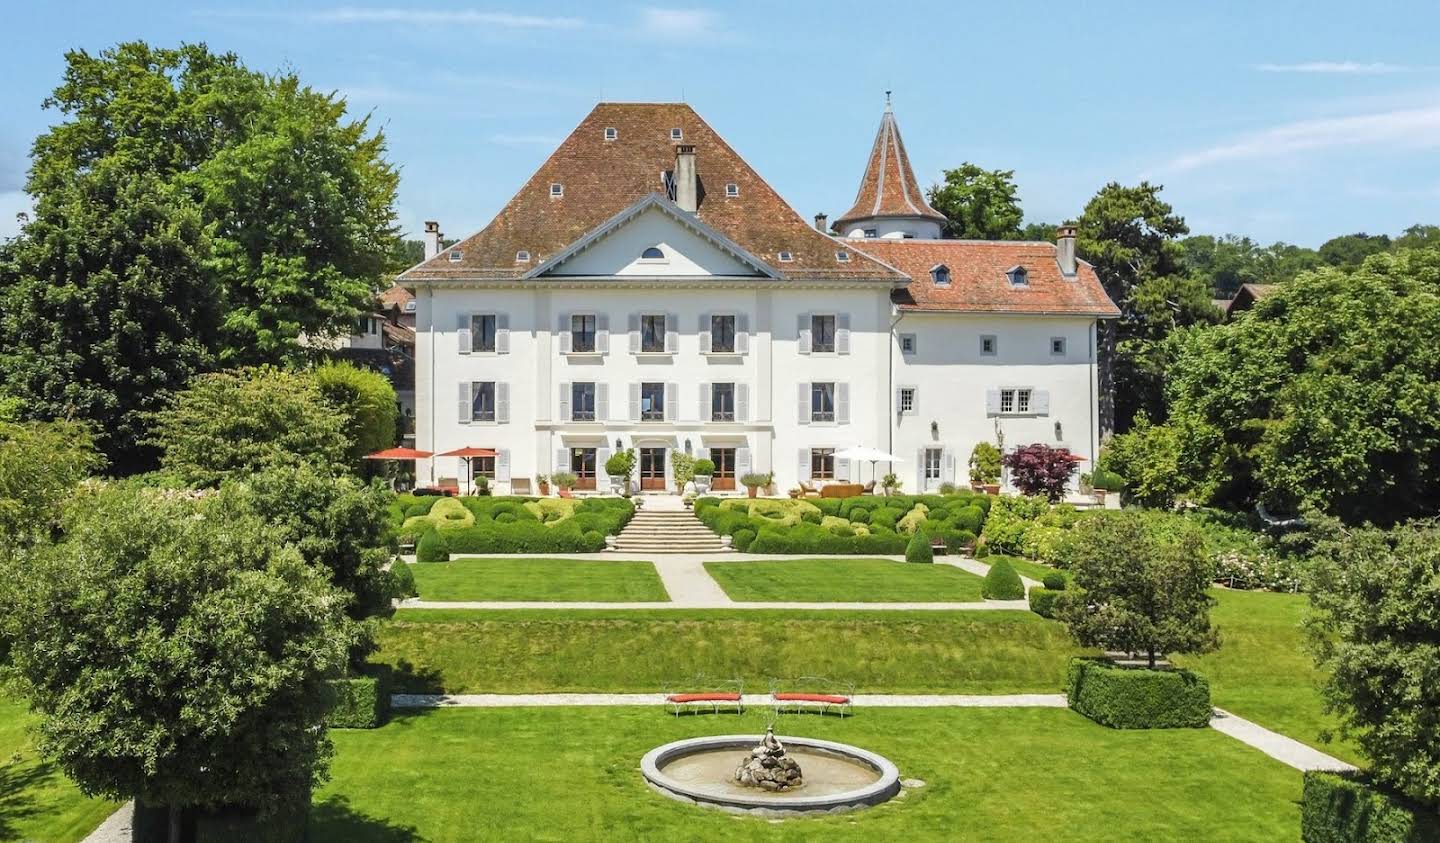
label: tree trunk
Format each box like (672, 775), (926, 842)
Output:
(1148, 648), (1157, 670)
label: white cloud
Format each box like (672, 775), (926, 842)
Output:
(488, 133), (562, 147)
(1164, 105), (1440, 172)
(1255, 61), (1421, 74)
(639, 8), (720, 38)
(203, 7), (584, 29)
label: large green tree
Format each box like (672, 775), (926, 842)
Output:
(1318, 231), (1392, 269)
(0, 418), (101, 550)
(314, 360), (398, 465)
(0, 42), (400, 471)
(1180, 234), (1323, 297)
(927, 163), (1024, 240)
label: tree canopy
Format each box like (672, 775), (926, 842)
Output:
(314, 360), (398, 465)
(927, 163), (1025, 240)
(0, 418), (101, 550)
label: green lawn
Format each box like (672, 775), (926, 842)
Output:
(315, 706), (1303, 842)
(0, 694), (118, 843)
(374, 609), (1085, 694)
(990, 554), (1071, 586)
(408, 558), (669, 602)
(704, 558), (985, 602)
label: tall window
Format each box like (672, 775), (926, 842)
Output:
(571, 314), (596, 353)
(1000, 388), (1033, 415)
(571, 383), (596, 421)
(641, 382), (665, 421)
(924, 448), (942, 482)
(641, 314), (666, 353)
(711, 383), (735, 422)
(811, 448), (836, 480)
(472, 456), (496, 480)
(811, 382), (836, 423)
(899, 387), (916, 414)
(811, 315), (836, 353)
(710, 314), (736, 353)
(472, 314), (497, 352)
(472, 382), (496, 422)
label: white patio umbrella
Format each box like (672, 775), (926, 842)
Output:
(831, 446), (904, 488)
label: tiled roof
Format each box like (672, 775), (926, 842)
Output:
(834, 106), (945, 231)
(378, 284), (414, 309)
(382, 321), (415, 346)
(400, 103), (903, 283)
(853, 239), (1121, 317)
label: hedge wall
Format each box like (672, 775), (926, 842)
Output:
(1302, 772), (1440, 843)
(1028, 586), (1063, 618)
(695, 493), (989, 555)
(1065, 657), (1212, 729)
(328, 676), (387, 729)
(406, 498), (634, 555)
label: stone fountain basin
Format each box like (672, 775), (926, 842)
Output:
(641, 734), (901, 815)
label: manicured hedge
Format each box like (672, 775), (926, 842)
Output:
(1301, 771), (1440, 843)
(390, 559), (418, 598)
(406, 498), (635, 555)
(982, 558), (1025, 600)
(905, 531), (934, 563)
(328, 675), (387, 728)
(417, 528), (447, 562)
(1065, 657), (1212, 729)
(1028, 586), (1063, 618)
(695, 493), (991, 555)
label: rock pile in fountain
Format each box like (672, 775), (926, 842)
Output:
(734, 726), (804, 791)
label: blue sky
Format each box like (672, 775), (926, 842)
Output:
(2, 0), (1438, 246)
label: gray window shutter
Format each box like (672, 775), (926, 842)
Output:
(798, 382), (810, 424)
(457, 313), (472, 354)
(629, 383), (641, 421)
(836, 383), (850, 424)
(797, 313), (811, 354)
(558, 382), (571, 422)
(986, 389), (1002, 415)
(556, 449), (569, 473)
(665, 313), (678, 353)
(894, 387), (904, 415)
(496, 313), (510, 354)
(698, 313), (712, 353)
(596, 383), (609, 421)
(558, 313), (572, 354)
(943, 448), (957, 484)
(917, 449), (926, 492)
(665, 382), (679, 421)
(698, 383), (710, 422)
(496, 383), (510, 423)
(597, 447), (611, 485)
(458, 382), (473, 422)
(910, 386), (919, 416)
(836, 313), (851, 355)
(736, 447), (752, 478)
(1033, 389), (1051, 415)
(798, 448), (811, 482)
(496, 449), (511, 482)
(629, 313), (641, 353)
(597, 313), (610, 353)
(737, 383), (749, 422)
(836, 458), (851, 482)
(736, 313), (750, 354)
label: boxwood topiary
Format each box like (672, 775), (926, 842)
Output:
(416, 528), (447, 563)
(732, 528), (756, 551)
(1042, 572), (1067, 591)
(390, 560), (417, 598)
(905, 531), (934, 563)
(1301, 771), (1440, 843)
(1065, 657), (1212, 729)
(327, 676), (386, 728)
(1028, 586), (1063, 618)
(982, 558), (1025, 599)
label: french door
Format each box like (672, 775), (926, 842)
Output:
(570, 448), (597, 491)
(639, 447), (667, 491)
(710, 448), (736, 491)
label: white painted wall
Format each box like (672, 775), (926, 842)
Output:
(550, 207), (759, 277)
(841, 216), (942, 241)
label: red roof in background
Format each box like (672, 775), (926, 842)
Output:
(378, 284), (414, 309)
(855, 239), (1120, 317)
(834, 106), (945, 231)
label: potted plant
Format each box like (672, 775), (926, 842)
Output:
(536, 473), (551, 496)
(692, 458), (715, 494)
(1090, 466), (1124, 505)
(671, 452), (695, 494)
(476, 476), (492, 497)
(605, 449), (636, 496)
(741, 472), (772, 499)
(969, 442), (1002, 495)
(552, 472), (577, 498)
(881, 473), (901, 496)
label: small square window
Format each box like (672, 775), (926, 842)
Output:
(550, 183), (564, 197)
(899, 387), (916, 414)
(670, 128), (683, 140)
(604, 127), (617, 140)
(403, 301), (416, 313)
(515, 250), (530, 263)
(448, 251), (462, 262)
(778, 251), (793, 262)
(900, 333), (917, 355)
(725, 183), (739, 197)
(1051, 337), (1067, 356)
(835, 250), (850, 263)
(981, 335), (997, 356)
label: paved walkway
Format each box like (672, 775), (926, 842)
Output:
(1210, 708), (1356, 772)
(393, 692), (1070, 708)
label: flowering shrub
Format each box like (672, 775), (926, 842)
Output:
(1214, 549), (1303, 592)
(1002, 444), (1079, 501)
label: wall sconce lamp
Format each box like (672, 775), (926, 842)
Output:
(1054, 420), (1063, 440)
(930, 420), (939, 437)
(614, 437), (623, 450)
(684, 438), (693, 455)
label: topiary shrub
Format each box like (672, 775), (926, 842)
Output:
(495, 512), (516, 523)
(905, 531), (934, 563)
(982, 558), (1025, 600)
(401, 497), (475, 534)
(389, 560), (417, 598)
(1042, 572), (1067, 591)
(975, 543), (991, 559)
(327, 676), (386, 728)
(1028, 586), (1063, 619)
(953, 504), (986, 534)
(870, 508), (900, 531)
(416, 529), (447, 563)
(1301, 771), (1440, 843)
(1065, 658), (1212, 729)
(848, 508), (872, 524)
(897, 503), (930, 535)
(732, 528), (756, 552)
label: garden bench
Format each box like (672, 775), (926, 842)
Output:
(820, 483), (864, 499)
(663, 679), (744, 716)
(769, 678), (855, 718)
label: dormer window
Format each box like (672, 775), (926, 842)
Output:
(778, 251), (794, 262)
(931, 265), (951, 287)
(448, 251), (462, 262)
(604, 127), (618, 140)
(1007, 266), (1029, 287)
(640, 246), (666, 261)
(550, 183), (564, 198)
(835, 250), (851, 263)
(670, 128), (683, 140)
(515, 250), (531, 263)
(863, 228), (878, 238)
(725, 183), (739, 197)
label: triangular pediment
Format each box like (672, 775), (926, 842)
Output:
(526, 194), (778, 279)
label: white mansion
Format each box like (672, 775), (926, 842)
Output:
(398, 102), (1118, 494)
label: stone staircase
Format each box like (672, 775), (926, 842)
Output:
(612, 505), (727, 553)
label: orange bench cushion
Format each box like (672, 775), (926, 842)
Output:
(667, 693), (741, 703)
(774, 693), (850, 704)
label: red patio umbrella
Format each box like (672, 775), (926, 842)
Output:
(437, 447), (498, 495)
(364, 447), (434, 491)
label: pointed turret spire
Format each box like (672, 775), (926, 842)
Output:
(834, 95), (945, 240)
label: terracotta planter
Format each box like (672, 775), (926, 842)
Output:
(747, 486), (759, 499)
(981, 484), (1000, 495)
(558, 488), (574, 499)
(539, 483), (551, 496)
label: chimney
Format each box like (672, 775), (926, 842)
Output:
(673, 144), (698, 213)
(423, 221), (442, 260)
(1056, 224), (1077, 276)
(814, 212), (828, 232)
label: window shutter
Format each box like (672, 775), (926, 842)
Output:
(836, 458), (851, 481)
(665, 382), (679, 421)
(894, 387), (903, 415)
(596, 383), (609, 421)
(496, 383), (510, 423)
(798, 382), (810, 424)
(798, 448), (811, 482)
(797, 313), (811, 354)
(457, 313), (472, 354)
(698, 313), (711, 353)
(629, 313), (640, 353)
(558, 313), (572, 354)
(496, 449), (511, 482)
(496, 313), (510, 354)
(556, 449), (569, 473)
(558, 383), (571, 422)
(986, 389), (1002, 415)
(1033, 389), (1051, 415)
(736, 313), (750, 354)
(664, 448), (674, 491)
(943, 448), (957, 484)
(737, 383), (749, 422)
(910, 386), (919, 416)
(916, 449), (926, 493)
(458, 382), (473, 423)
(665, 313), (678, 353)
(698, 383), (710, 422)
(597, 447), (611, 485)
(629, 383), (641, 421)
(597, 313), (610, 353)
(836, 313), (851, 355)
(736, 447), (752, 478)
(836, 383), (850, 424)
